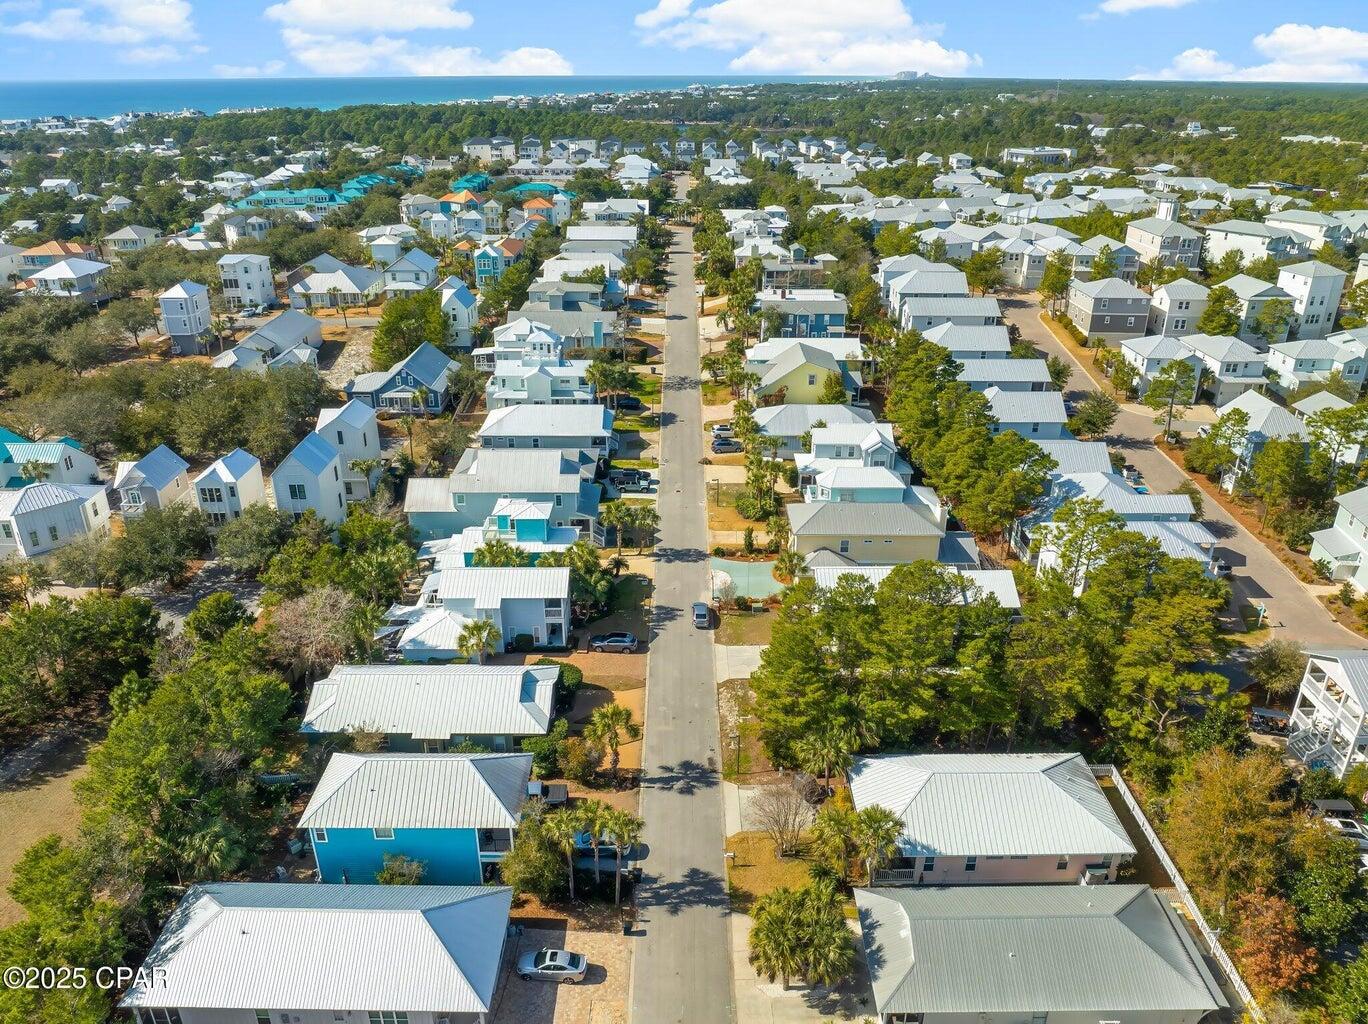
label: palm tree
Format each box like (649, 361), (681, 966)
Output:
(327, 286), (348, 326)
(585, 703), (641, 788)
(456, 618), (502, 664)
(799, 877), (856, 988)
(399, 414), (417, 460)
(603, 808), (644, 907)
(748, 888), (805, 990)
(349, 458), (382, 499)
(577, 798), (612, 887)
(853, 805), (904, 885)
(809, 804), (857, 882)
(413, 385), (432, 417)
(794, 728), (853, 795)
(20, 458), (49, 483)
(543, 807), (581, 902)
(606, 553), (629, 578)
(772, 549), (804, 585)
(599, 501), (630, 555)
(627, 504), (659, 554)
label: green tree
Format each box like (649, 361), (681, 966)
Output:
(1142, 358), (1197, 438)
(103, 297), (158, 347)
(542, 805), (582, 902)
(1288, 822), (1364, 948)
(603, 807), (644, 906)
(1067, 390), (1119, 438)
(1308, 402), (1368, 466)
(115, 504), (212, 589)
(852, 805), (904, 884)
(1184, 407), (1249, 479)
(963, 246), (1005, 295)
(817, 370), (847, 404)
(500, 801), (566, 900)
(585, 703), (641, 788)
(1250, 297), (1294, 345)
(1196, 285), (1242, 335)
(183, 592), (249, 647)
(748, 878), (855, 990)
(1038, 250), (1073, 313)
(1247, 637), (1306, 697)
(471, 538), (531, 567)
(375, 853), (426, 884)
(1248, 437), (1314, 522)
(214, 504), (295, 574)
(371, 289), (445, 369)
(456, 618), (502, 664)
(1090, 244), (1118, 281)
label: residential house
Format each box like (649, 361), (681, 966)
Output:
(921, 322), (1013, 359)
(786, 501), (944, 565)
(755, 289), (848, 338)
(1176, 332), (1268, 404)
(102, 224), (160, 256)
(1224, 273), (1295, 346)
(811, 563), (1021, 609)
(17, 240), (96, 271)
(158, 281), (212, 355)
(217, 252), (274, 310)
(394, 566), (572, 657)
(1147, 279), (1209, 336)
(1125, 216), (1203, 269)
(1207, 389), (1307, 489)
(193, 448), (264, 526)
(300, 663), (558, 753)
(751, 340), (861, 403)
(119, 883), (512, 1024)
(221, 215), (270, 246)
(271, 432), (346, 526)
(4, 439), (99, 486)
(794, 422), (912, 491)
(423, 498), (580, 567)
(113, 444), (189, 516)
(752, 403), (877, 457)
(474, 319), (565, 373)
(538, 253), (626, 305)
(848, 752), (1134, 885)
(346, 341), (457, 413)
(39, 177), (78, 197)
(477, 404), (614, 459)
(25, 257), (110, 302)
(1065, 277), (1150, 341)
(1000, 145), (1075, 164)
(382, 248), (438, 296)
(0, 482), (110, 560)
(289, 262), (381, 309)
(300, 752), (530, 884)
(317, 400), (380, 500)
(404, 448), (601, 543)
(1279, 260), (1347, 340)
(899, 296), (1002, 332)
(1203, 218), (1310, 264)
(855, 885), (1227, 1024)
(473, 237), (524, 286)
(440, 276), (478, 348)
(1310, 488), (1368, 594)
(956, 358), (1052, 392)
(985, 387), (1069, 439)
(1265, 209), (1353, 251)
(484, 349), (594, 409)
(1268, 334), (1368, 394)
(1287, 651), (1368, 778)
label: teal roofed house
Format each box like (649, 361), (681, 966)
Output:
(233, 187), (345, 211)
(506, 181), (575, 200)
(452, 171), (493, 192)
(340, 173), (397, 200)
(387, 162), (421, 177)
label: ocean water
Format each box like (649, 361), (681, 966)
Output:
(0, 75), (833, 120)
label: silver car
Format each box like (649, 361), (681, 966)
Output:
(517, 947), (588, 984)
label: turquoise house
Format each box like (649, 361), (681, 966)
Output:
(299, 752), (531, 885)
(452, 172), (493, 192)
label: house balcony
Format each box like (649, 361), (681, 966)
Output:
(478, 829), (513, 859)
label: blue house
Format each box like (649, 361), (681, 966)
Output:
(345, 341), (456, 412)
(299, 752), (532, 884)
(756, 288), (849, 338)
(452, 172), (494, 193)
(421, 497), (582, 566)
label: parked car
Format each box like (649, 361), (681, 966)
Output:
(616, 395), (645, 412)
(517, 948), (588, 984)
(239, 304), (265, 317)
(711, 437), (744, 454)
(1122, 465), (1141, 483)
(590, 631), (638, 653)
(692, 602), (712, 628)
(610, 468), (645, 485)
(574, 831), (636, 858)
(1325, 817), (1368, 849)
(1212, 560), (1232, 577)
(711, 422), (733, 438)
(618, 475), (652, 493)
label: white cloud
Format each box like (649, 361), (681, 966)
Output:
(122, 42), (179, 63)
(1086, 0), (1195, 17)
(1, 0), (194, 47)
(265, 0), (472, 32)
(280, 29), (571, 76)
(213, 59), (287, 78)
(1136, 23), (1368, 82)
(635, 0), (978, 76)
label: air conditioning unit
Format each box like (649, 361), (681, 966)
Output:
(1080, 866), (1109, 886)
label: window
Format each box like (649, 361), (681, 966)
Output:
(1101, 854), (1113, 868)
(63, 455), (73, 470)
(921, 856), (935, 872)
(838, 540), (850, 554)
(228, 484), (236, 498)
(0, 524), (8, 539)
(373, 828), (394, 840)
(199, 487), (223, 503)
(312, 828), (328, 843)
(288, 483), (307, 501)
(964, 856), (977, 871)
(368, 1013), (408, 1024)
(807, 374), (816, 386)
(555, 495), (563, 506)
(1126, 317), (1135, 327)
(455, 494), (465, 505)
(1031, 1014), (1048, 1024)
(333, 466), (339, 481)
(1103, 316), (1111, 325)
(344, 482), (353, 496)
(139, 1012), (183, 1024)
(1057, 855), (1069, 870)
(27, 530), (38, 547)
(255, 1012), (270, 1024)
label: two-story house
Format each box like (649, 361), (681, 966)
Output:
(473, 237), (524, 286)
(120, 883), (512, 1024)
(271, 432), (346, 526)
(4, 439), (99, 486)
(848, 752), (1135, 885)
(1203, 218), (1310, 264)
(299, 752), (531, 884)
(382, 248), (439, 296)
(193, 448), (265, 526)
(956, 358), (1053, 392)
(395, 565), (572, 656)
(1223, 273), (1296, 347)
(752, 403), (877, 458)
(440, 276), (478, 349)
(1268, 333), (1368, 395)
(0, 481), (110, 560)
(113, 444), (189, 516)
(984, 387), (1070, 439)
(1286, 650), (1368, 779)
(921, 322), (1013, 359)
(425, 497), (581, 566)
(26, 257), (111, 302)
(1125, 215), (1204, 269)
(317, 400), (381, 501)
(1278, 260), (1348, 340)
(1065, 277), (1151, 341)
(346, 341), (457, 413)
(102, 224), (160, 256)
(755, 288), (848, 338)
(301, 663), (558, 753)
(485, 351), (594, 409)
(1147, 278), (1209, 336)
(786, 501), (945, 565)
(477, 403), (614, 459)
(794, 422), (911, 490)
(900, 296), (1003, 333)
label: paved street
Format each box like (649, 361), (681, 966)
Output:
(1002, 293), (1360, 648)
(629, 223), (733, 1024)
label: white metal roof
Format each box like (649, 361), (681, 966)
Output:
(848, 752), (1134, 858)
(811, 564), (1020, 608)
(298, 751), (531, 830)
(301, 664), (557, 740)
(120, 883), (512, 1014)
(434, 566), (571, 606)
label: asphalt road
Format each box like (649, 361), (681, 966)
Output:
(628, 224), (734, 1023)
(1002, 293), (1361, 649)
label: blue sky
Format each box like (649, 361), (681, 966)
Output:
(0, 0), (1365, 82)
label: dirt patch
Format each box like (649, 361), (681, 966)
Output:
(716, 609), (775, 646)
(718, 677), (776, 783)
(567, 686), (644, 771)
(317, 324), (376, 390)
(725, 831), (821, 915)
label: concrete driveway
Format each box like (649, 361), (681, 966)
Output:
(1001, 293), (1361, 650)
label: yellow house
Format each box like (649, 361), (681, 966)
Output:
(753, 342), (858, 403)
(787, 501), (943, 564)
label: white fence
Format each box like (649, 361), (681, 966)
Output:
(1090, 763), (1263, 1022)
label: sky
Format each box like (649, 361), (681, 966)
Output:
(0, 0), (1365, 83)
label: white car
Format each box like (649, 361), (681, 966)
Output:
(1325, 817), (1368, 849)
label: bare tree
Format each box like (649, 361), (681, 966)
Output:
(268, 585), (360, 678)
(749, 778), (815, 857)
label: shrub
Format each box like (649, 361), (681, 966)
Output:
(538, 657), (583, 699)
(521, 718), (570, 778)
(734, 495), (767, 520)
(561, 736), (603, 784)
(713, 545), (727, 557)
(1339, 581), (1356, 605)
(510, 633), (535, 653)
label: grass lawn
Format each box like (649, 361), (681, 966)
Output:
(615, 413), (660, 433)
(716, 608), (775, 646)
(631, 371), (663, 403)
(701, 381), (732, 405)
(725, 832), (821, 915)
(612, 457), (659, 471)
(609, 573), (651, 625)
(1240, 602), (1271, 633)
(718, 677), (772, 783)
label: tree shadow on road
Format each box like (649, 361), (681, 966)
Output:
(655, 546), (707, 563)
(663, 375), (699, 391)
(637, 866), (729, 916)
(642, 758), (720, 796)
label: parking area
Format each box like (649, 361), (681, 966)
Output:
(491, 926), (633, 1024)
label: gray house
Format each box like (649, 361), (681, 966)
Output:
(476, 403), (615, 458)
(113, 444), (190, 515)
(300, 663), (557, 752)
(1066, 277), (1151, 341)
(855, 885), (1227, 1024)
